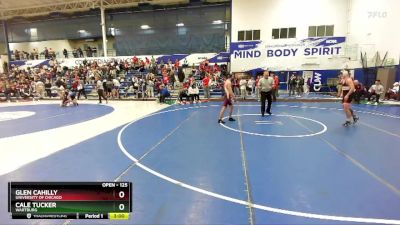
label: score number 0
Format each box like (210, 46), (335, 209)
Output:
(118, 191), (125, 211)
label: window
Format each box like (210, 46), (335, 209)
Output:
(272, 29), (279, 39)
(253, 30), (260, 40)
(317, 25), (325, 37)
(279, 28), (288, 39)
(245, 30), (253, 40)
(308, 26), (317, 37)
(272, 27), (296, 39)
(325, 25), (334, 36)
(238, 31), (245, 41)
(288, 27), (296, 38)
(237, 29), (261, 41)
(309, 25), (334, 37)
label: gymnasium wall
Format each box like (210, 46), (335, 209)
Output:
(4, 4), (229, 57)
(110, 5), (228, 56)
(346, 0), (400, 68)
(231, 0), (399, 72)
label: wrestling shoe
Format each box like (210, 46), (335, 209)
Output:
(343, 121), (352, 127)
(353, 115), (359, 124)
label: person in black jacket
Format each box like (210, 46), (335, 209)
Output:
(289, 74), (296, 96)
(296, 75), (304, 97)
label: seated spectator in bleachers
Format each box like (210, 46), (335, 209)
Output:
(20, 84), (32, 99)
(35, 79), (45, 99)
(188, 83), (200, 103)
(159, 85), (170, 104)
(33, 49), (39, 60)
(146, 79), (154, 98)
(44, 79), (52, 97)
(353, 80), (367, 104)
(112, 78), (121, 99)
(177, 83), (189, 105)
(385, 82), (399, 101)
(5, 82), (19, 102)
(123, 84), (134, 98)
(367, 80), (384, 104)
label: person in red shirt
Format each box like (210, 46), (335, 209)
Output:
(163, 74), (169, 85)
(200, 62), (205, 72)
(133, 56), (139, 67)
(203, 73), (211, 100)
(71, 77), (79, 92)
(174, 59), (180, 70)
(255, 75), (261, 100)
(272, 72), (279, 101)
(213, 63), (220, 73)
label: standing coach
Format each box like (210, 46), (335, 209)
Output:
(259, 70), (274, 117)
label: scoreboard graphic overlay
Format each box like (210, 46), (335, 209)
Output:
(8, 182), (132, 220)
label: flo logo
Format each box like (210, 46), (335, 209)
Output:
(368, 11), (387, 19)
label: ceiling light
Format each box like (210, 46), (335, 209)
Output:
(141, 25), (150, 29)
(212, 20), (223, 24)
(176, 23), (184, 27)
(78, 30), (86, 33)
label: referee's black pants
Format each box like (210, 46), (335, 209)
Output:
(97, 89), (107, 103)
(260, 91), (272, 116)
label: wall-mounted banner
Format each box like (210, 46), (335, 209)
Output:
(230, 41), (267, 72)
(230, 37), (346, 72)
(310, 69), (341, 92)
(10, 52), (230, 70)
(266, 37), (346, 57)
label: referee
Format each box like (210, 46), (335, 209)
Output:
(259, 70), (274, 117)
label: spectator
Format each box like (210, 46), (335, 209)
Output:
(105, 78), (113, 98)
(174, 59), (180, 70)
(239, 78), (247, 100)
(367, 80), (384, 104)
(44, 79), (52, 97)
(296, 75), (304, 97)
(353, 80), (367, 104)
(289, 74), (296, 96)
(203, 73), (211, 100)
(255, 75), (261, 100)
(188, 83), (200, 103)
(20, 84), (32, 99)
(272, 72), (279, 101)
(77, 78), (87, 100)
(159, 84), (170, 103)
(112, 77), (120, 99)
(86, 46), (92, 57)
(78, 47), (84, 58)
(63, 49), (68, 58)
(44, 47), (49, 59)
(146, 78), (154, 98)
(33, 49), (39, 60)
(14, 50), (20, 60)
(35, 79), (45, 99)
(96, 76), (108, 104)
(72, 48), (78, 58)
(385, 82), (399, 101)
